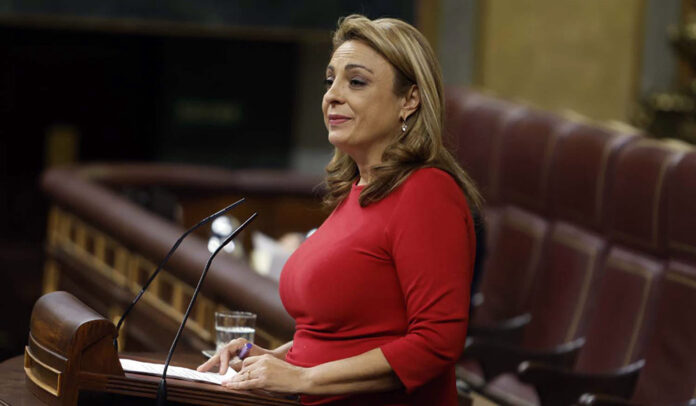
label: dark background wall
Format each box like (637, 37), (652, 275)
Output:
(0, 0), (414, 360)
(0, 0), (414, 31)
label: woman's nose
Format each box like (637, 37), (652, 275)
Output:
(324, 82), (344, 104)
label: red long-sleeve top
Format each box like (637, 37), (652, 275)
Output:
(279, 168), (475, 405)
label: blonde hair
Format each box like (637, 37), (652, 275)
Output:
(323, 14), (482, 212)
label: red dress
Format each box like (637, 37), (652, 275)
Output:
(279, 168), (475, 405)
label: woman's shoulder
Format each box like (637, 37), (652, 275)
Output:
(400, 167), (460, 193)
(386, 167), (468, 211)
(385, 167), (473, 231)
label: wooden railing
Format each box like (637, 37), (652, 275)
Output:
(41, 164), (327, 353)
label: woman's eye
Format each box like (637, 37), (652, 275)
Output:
(324, 78), (334, 90)
(350, 79), (366, 87)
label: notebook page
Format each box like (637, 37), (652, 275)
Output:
(120, 358), (237, 385)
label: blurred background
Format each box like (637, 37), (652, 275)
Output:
(1, 0), (694, 362)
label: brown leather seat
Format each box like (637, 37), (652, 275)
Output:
(628, 150), (696, 404)
(474, 206), (549, 324)
(579, 139), (682, 371)
(521, 123), (641, 351)
(473, 125), (621, 397)
(575, 141), (682, 377)
(519, 222), (607, 350)
(582, 140), (685, 389)
(574, 248), (663, 373)
(482, 247), (665, 406)
(666, 150), (696, 264)
(608, 140), (685, 254)
(549, 122), (638, 232)
(473, 109), (568, 324)
(630, 262), (696, 404)
(458, 108), (566, 389)
(444, 89), (523, 205)
(497, 110), (566, 215)
(576, 150), (696, 406)
(444, 90), (527, 258)
(483, 132), (680, 406)
(445, 89), (696, 406)
(470, 220), (606, 406)
(548, 124), (655, 373)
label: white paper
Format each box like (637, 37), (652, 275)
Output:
(251, 231), (293, 281)
(120, 358), (236, 385)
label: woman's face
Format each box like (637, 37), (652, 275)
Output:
(322, 40), (404, 163)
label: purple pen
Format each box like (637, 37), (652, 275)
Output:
(237, 342), (252, 359)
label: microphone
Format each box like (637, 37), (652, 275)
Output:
(157, 212), (258, 406)
(113, 198), (246, 349)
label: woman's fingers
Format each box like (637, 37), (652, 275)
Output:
(229, 357), (243, 371)
(219, 347), (231, 374)
(196, 352), (220, 372)
(226, 361), (260, 385)
(240, 355), (262, 368)
(221, 354), (304, 394)
(196, 338), (250, 373)
(223, 377), (262, 390)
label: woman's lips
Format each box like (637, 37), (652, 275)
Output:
(328, 114), (351, 126)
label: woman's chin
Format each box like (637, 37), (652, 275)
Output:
(328, 132), (350, 148)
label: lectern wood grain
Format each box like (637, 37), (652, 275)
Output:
(25, 291), (299, 405)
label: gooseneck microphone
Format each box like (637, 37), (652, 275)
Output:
(113, 198), (246, 350)
(157, 212), (258, 406)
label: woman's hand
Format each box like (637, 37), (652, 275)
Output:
(197, 338), (273, 375)
(222, 354), (310, 394)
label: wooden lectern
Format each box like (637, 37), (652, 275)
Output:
(24, 291), (299, 405)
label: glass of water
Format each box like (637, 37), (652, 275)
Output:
(215, 311), (256, 351)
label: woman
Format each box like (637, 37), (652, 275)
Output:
(198, 14), (481, 405)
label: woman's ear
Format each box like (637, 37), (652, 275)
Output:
(400, 85), (420, 121)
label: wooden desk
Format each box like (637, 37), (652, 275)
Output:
(0, 353), (291, 406)
(2, 354), (475, 406)
(0, 353), (211, 405)
(1, 355), (44, 406)
(1, 353), (204, 405)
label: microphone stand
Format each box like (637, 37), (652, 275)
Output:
(113, 198), (246, 350)
(157, 212), (258, 406)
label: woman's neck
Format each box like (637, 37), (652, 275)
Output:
(356, 172), (370, 186)
(353, 145), (387, 186)
(356, 160), (378, 186)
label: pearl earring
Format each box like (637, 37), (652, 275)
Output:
(401, 120), (408, 133)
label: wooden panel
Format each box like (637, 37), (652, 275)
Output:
(43, 206), (286, 353)
(477, 0), (645, 121)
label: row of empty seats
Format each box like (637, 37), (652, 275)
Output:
(445, 88), (696, 406)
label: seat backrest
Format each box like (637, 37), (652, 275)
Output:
(607, 140), (684, 254)
(548, 121), (638, 232)
(521, 137), (676, 353)
(512, 122), (634, 350)
(574, 141), (684, 373)
(540, 123), (663, 372)
(444, 89), (522, 205)
(666, 151), (696, 265)
(631, 150), (696, 402)
(497, 109), (565, 215)
(520, 221), (607, 349)
(474, 109), (568, 324)
(473, 205), (548, 323)
(632, 261), (696, 403)
(574, 247), (664, 373)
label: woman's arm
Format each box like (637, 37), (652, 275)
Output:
(223, 347), (402, 394)
(303, 347), (402, 393)
(270, 340), (293, 360)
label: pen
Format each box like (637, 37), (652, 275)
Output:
(237, 342), (252, 360)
